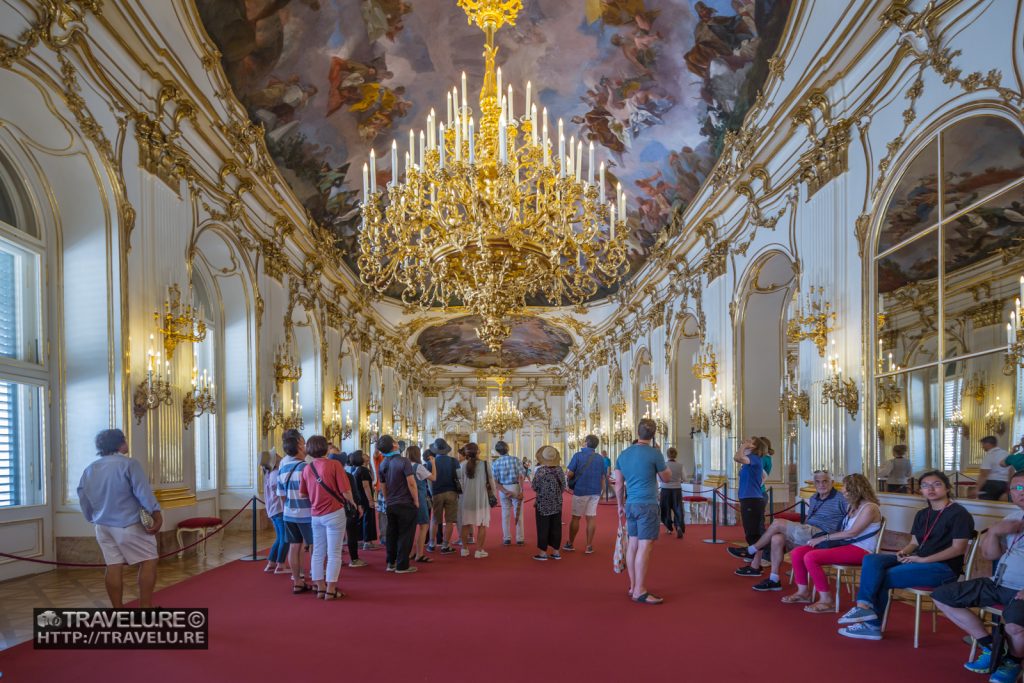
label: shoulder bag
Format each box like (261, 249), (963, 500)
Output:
(568, 452), (597, 492)
(484, 462), (498, 508)
(308, 459), (358, 518)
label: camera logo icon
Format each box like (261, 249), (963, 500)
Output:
(36, 610), (61, 628)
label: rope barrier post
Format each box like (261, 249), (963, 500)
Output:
(800, 498), (807, 524)
(703, 487), (726, 544)
(239, 496), (266, 562)
(768, 487), (775, 523)
(724, 480), (732, 526)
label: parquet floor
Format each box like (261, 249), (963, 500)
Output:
(0, 527), (275, 650)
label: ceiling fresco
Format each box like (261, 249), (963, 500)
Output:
(196, 0), (793, 303)
(416, 315), (573, 368)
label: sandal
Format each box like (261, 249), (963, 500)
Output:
(415, 555), (433, 563)
(322, 590), (346, 601)
(781, 593), (812, 604)
(803, 602), (835, 613)
(633, 592), (664, 605)
(292, 583), (312, 594)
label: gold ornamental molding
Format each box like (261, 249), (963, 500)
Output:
(792, 90), (851, 199)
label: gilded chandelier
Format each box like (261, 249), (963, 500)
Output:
(788, 287), (836, 357)
(357, 0), (629, 353)
(821, 345), (859, 418)
(183, 366), (216, 429)
(155, 284), (206, 360)
(692, 343), (718, 386)
(478, 376), (523, 436)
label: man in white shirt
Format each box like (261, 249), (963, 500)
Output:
(979, 436), (1011, 501)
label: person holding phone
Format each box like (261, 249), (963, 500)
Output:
(838, 470), (974, 641)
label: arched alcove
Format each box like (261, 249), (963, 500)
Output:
(670, 313), (703, 477)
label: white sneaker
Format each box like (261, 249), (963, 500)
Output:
(474, 550), (488, 559)
(460, 548), (470, 557)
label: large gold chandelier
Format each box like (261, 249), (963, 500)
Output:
(357, 0), (630, 352)
(478, 377), (524, 436)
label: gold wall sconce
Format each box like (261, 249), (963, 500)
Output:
(183, 366), (216, 429)
(262, 392), (284, 436)
(779, 383), (810, 425)
(985, 398), (1007, 435)
(692, 343), (718, 386)
(689, 390), (709, 435)
(788, 286), (836, 357)
(821, 344), (859, 418)
(709, 392), (732, 431)
(155, 284), (206, 360)
(133, 336), (173, 424)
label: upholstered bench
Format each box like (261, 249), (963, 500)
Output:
(681, 495), (710, 524)
(176, 517), (223, 558)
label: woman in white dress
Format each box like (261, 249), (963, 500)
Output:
(458, 442), (492, 558)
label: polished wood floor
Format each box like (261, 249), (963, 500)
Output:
(0, 527), (275, 650)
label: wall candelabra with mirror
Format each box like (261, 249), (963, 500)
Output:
(872, 114), (1024, 485)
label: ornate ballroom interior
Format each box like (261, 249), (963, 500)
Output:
(1, 0), (1024, 675)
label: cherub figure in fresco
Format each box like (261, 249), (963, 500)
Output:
(352, 87), (411, 141)
(326, 56), (392, 117)
(361, 0), (413, 42)
(610, 14), (661, 75)
(683, 0), (756, 81)
(246, 75), (318, 131)
(575, 85), (629, 154)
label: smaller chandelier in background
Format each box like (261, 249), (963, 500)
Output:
(155, 284), (206, 360)
(274, 338), (302, 385)
(478, 376), (523, 436)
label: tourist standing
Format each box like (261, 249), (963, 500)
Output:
(379, 435), (420, 574)
(300, 435), (357, 600)
(458, 442), (492, 558)
(658, 447), (685, 539)
(277, 430), (313, 594)
(979, 436), (1011, 500)
(409, 445), (436, 563)
(492, 440), (526, 546)
(260, 449), (288, 573)
(878, 444), (913, 493)
(345, 450), (372, 567)
(735, 437), (768, 548)
(427, 438), (460, 554)
(533, 445), (567, 561)
(614, 418), (672, 604)
(565, 434), (608, 553)
(77, 429), (163, 608)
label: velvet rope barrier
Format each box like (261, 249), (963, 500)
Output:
(702, 484), (729, 545)
(0, 497), (256, 568)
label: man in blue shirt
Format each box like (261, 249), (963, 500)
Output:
(426, 438), (460, 554)
(492, 440), (526, 545)
(614, 418), (672, 605)
(77, 429), (162, 608)
(564, 434), (608, 554)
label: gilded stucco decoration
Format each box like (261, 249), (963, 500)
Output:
(792, 90), (851, 199)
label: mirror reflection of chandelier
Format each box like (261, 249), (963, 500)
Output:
(357, 0), (630, 353)
(478, 376), (523, 436)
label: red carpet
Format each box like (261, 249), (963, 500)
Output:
(1, 496), (975, 682)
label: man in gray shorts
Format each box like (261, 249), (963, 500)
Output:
(732, 470), (848, 591)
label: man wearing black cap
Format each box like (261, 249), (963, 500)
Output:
(426, 438), (460, 554)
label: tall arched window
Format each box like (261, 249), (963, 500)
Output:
(873, 114), (1024, 478)
(192, 273), (217, 492)
(0, 151), (46, 508)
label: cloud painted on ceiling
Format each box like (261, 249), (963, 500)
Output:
(416, 315), (573, 367)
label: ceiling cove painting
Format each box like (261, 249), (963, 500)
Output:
(416, 315), (573, 368)
(196, 0), (792, 300)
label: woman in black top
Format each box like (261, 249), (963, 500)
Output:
(837, 470), (974, 641)
(348, 451), (378, 555)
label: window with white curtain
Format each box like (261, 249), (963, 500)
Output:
(942, 376), (962, 470)
(192, 275), (217, 492)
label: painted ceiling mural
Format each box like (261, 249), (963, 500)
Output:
(196, 0), (793, 302)
(416, 315), (573, 367)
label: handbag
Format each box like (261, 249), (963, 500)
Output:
(484, 462), (498, 508)
(308, 459), (358, 518)
(613, 522), (627, 574)
(568, 452), (597, 492)
(813, 527), (880, 550)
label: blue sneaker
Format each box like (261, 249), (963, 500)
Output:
(838, 622), (882, 641)
(838, 606), (878, 625)
(989, 660), (1022, 683)
(965, 647), (993, 674)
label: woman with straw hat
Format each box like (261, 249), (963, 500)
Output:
(532, 445), (567, 561)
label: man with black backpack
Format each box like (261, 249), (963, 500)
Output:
(564, 434), (608, 554)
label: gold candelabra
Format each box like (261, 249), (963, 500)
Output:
(642, 403), (668, 437)
(367, 395), (382, 415)
(274, 340), (302, 385)
(478, 376), (524, 436)
(356, 0), (629, 353)
(262, 392), (284, 436)
(132, 335), (173, 424)
(1005, 276), (1024, 374)
(709, 392), (732, 431)
(611, 393), (627, 418)
(986, 397), (1007, 435)
(944, 404), (964, 432)
(779, 383), (810, 425)
(639, 381), (659, 404)
(787, 286), (836, 357)
(889, 412), (907, 441)
(154, 284), (206, 360)
(183, 365), (216, 429)
(689, 390), (709, 435)
(334, 383), (353, 406)
(692, 343), (718, 386)
(821, 344), (859, 418)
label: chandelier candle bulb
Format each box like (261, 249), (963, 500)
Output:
(369, 148), (376, 193)
(498, 115), (507, 163)
(599, 162), (606, 203)
(507, 84), (513, 121)
(362, 163), (368, 200)
(447, 91), (453, 126)
(530, 104), (537, 144)
(468, 117), (475, 164)
(542, 108), (549, 164)
(1019, 275), (1023, 304)
(609, 202), (615, 239)
(439, 124), (445, 168)
(576, 140), (583, 181)
(558, 130), (565, 177)
(1009, 323), (1014, 347)
(617, 183), (624, 219)
(588, 142), (595, 184)
(461, 71), (467, 109)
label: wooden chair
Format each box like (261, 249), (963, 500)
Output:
(882, 531), (981, 649)
(176, 516), (224, 558)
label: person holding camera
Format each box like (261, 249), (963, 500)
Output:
(77, 429), (163, 608)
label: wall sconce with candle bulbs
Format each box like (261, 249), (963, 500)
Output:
(1005, 277), (1024, 374)
(154, 284), (206, 360)
(183, 364), (216, 429)
(324, 407), (343, 443)
(821, 340), (859, 418)
(282, 392), (304, 431)
(986, 396), (1007, 435)
(889, 412), (907, 441)
(692, 343), (718, 386)
(133, 334), (174, 424)
(689, 390), (709, 436)
(779, 380), (810, 426)
(709, 392), (732, 431)
(262, 392), (285, 436)
(787, 286), (836, 357)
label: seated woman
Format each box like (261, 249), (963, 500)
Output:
(837, 470), (975, 641)
(780, 473), (882, 612)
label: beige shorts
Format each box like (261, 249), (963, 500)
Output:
(571, 494), (600, 517)
(783, 522), (822, 550)
(95, 523), (158, 565)
(431, 490), (459, 525)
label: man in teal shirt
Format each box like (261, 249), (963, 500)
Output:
(614, 418), (672, 605)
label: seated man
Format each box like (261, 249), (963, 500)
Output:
(933, 469), (1024, 683)
(731, 470), (848, 591)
